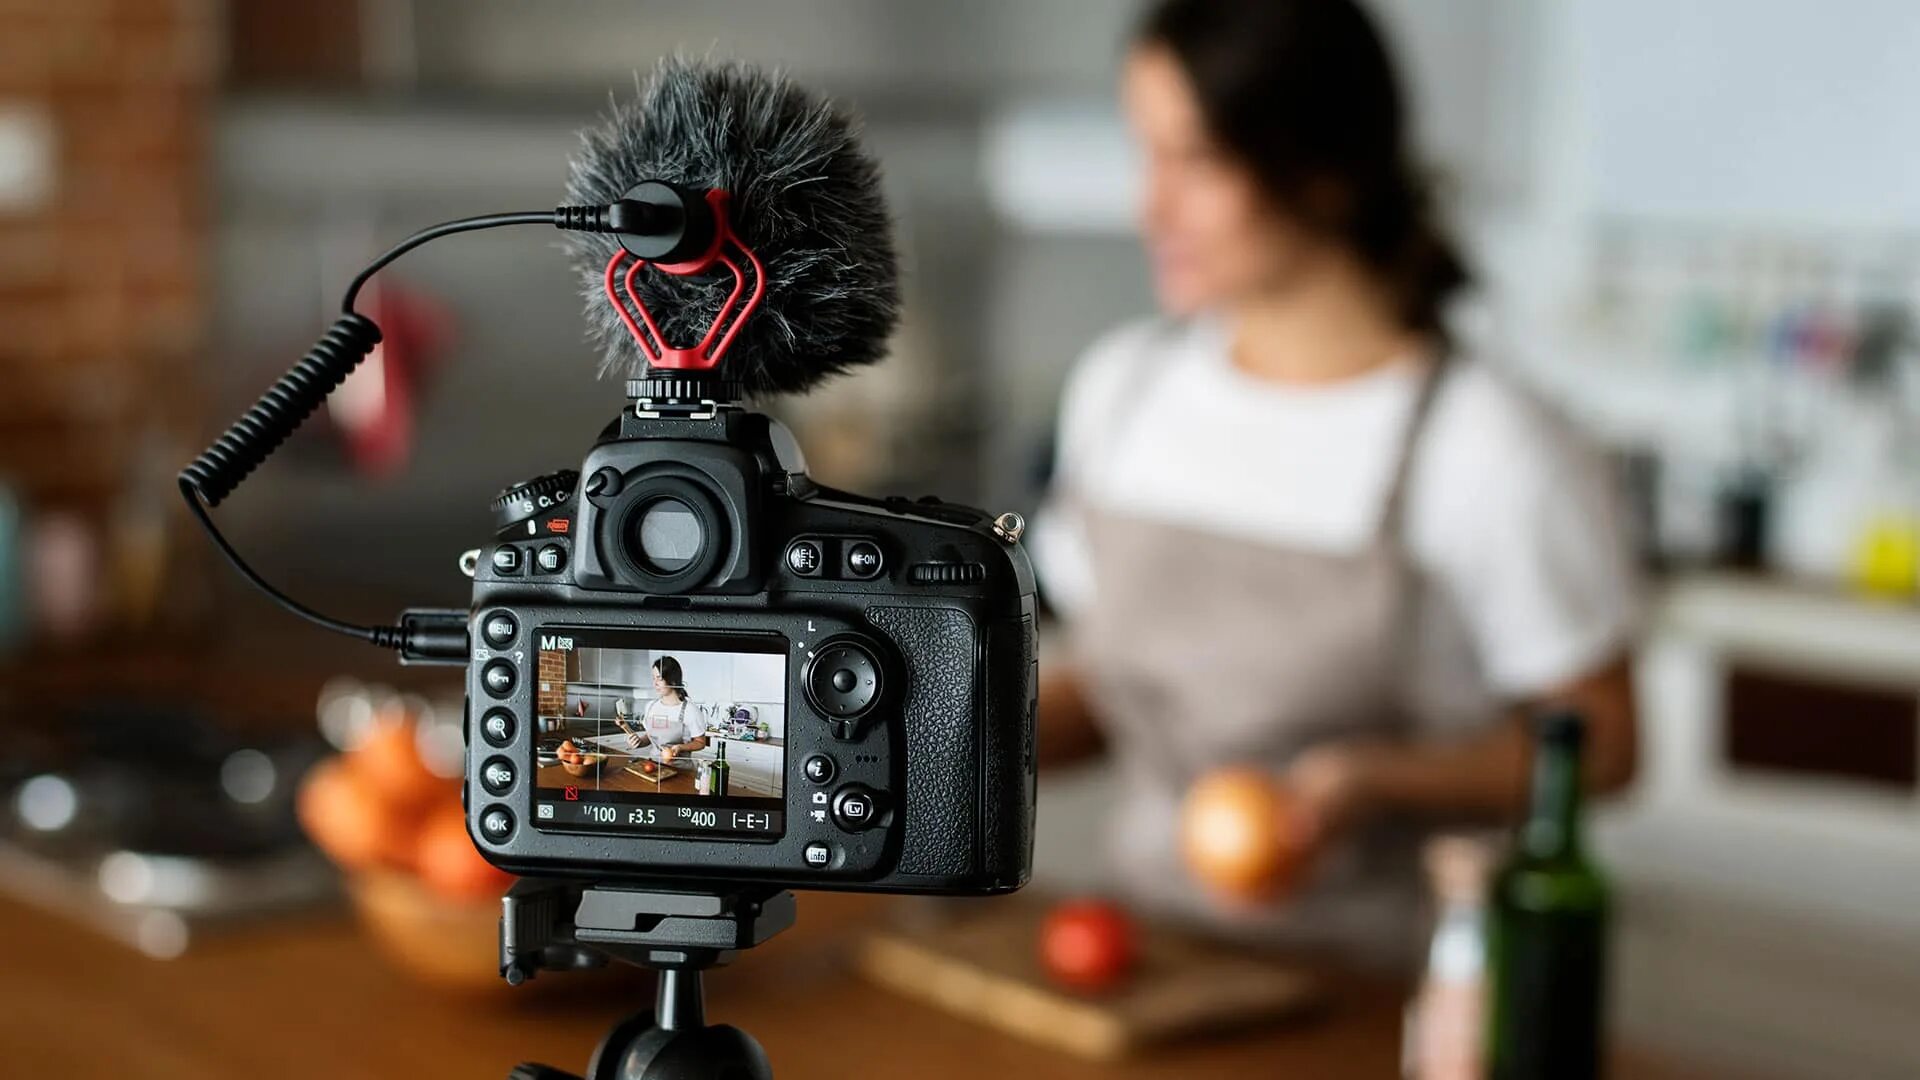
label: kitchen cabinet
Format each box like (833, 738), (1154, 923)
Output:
(1598, 571), (1920, 1078)
(685, 737), (783, 796)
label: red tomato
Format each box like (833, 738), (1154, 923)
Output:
(1038, 899), (1138, 993)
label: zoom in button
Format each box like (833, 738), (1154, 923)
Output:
(480, 709), (515, 747)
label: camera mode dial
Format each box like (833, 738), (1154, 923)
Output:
(491, 470), (578, 533)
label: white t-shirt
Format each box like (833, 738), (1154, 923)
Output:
(1035, 317), (1639, 711)
(634, 697), (702, 761)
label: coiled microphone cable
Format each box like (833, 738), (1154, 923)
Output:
(179, 207), (647, 654)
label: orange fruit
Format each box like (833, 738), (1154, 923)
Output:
(348, 720), (448, 816)
(1181, 768), (1302, 901)
(297, 757), (415, 871)
(415, 805), (514, 902)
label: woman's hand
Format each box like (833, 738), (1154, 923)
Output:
(626, 731), (643, 750)
(1281, 743), (1375, 860)
(661, 745), (679, 763)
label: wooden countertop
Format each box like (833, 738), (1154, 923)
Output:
(0, 892), (1719, 1080)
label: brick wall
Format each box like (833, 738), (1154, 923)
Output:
(0, 0), (217, 643)
(536, 648), (568, 719)
(0, 1), (214, 504)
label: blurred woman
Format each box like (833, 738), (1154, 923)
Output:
(619, 656), (709, 764)
(1036, 0), (1639, 967)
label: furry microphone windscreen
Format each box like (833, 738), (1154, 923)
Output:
(564, 59), (902, 398)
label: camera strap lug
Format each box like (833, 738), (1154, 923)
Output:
(991, 512), (1026, 544)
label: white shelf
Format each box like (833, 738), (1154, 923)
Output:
(1654, 571), (1920, 687)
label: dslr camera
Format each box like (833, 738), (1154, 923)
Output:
(464, 389), (1038, 893)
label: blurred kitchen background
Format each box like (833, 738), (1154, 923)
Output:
(4, 2), (1920, 1078)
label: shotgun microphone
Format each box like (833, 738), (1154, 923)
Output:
(563, 57), (902, 398)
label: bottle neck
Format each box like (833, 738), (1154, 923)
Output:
(1520, 738), (1584, 859)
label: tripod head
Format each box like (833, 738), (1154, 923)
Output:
(501, 879), (796, 1080)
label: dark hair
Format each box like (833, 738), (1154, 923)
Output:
(653, 656), (687, 701)
(1137, 0), (1470, 338)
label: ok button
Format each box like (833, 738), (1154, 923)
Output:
(831, 784), (881, 832)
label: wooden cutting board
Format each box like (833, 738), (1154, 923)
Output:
(856, 898), (1319, 1060)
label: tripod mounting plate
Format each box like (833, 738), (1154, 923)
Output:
(502, 880), (795, 1080)
(501, 879), (796, 984)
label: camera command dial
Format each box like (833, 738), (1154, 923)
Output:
(492, 469), (579, 533)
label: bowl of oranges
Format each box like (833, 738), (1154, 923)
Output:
(299, 681), (513, 991)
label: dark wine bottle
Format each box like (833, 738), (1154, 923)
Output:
(706, 740), (730, 797)
(1486, 709), (1609, 1080)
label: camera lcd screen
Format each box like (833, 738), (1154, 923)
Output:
(530, 628), (786, 839)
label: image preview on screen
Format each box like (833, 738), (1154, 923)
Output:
(532, 629), (787, 837)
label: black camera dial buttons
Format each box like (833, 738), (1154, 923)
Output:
(481, 757), (515, 796)
(803, 842), (833, 868)
(908, 561), (986, 585)
(481, 709), (515, 747)
(831, 784), (881, 832)
(805, 640), (881, 720)
(491, 547), (522, 574)
(492, 469), (578, 532)
(482, 611), (517, 647)
(845, 541), (883, 579)
(479, 806), (514, 843)
(803, 754), (836, 784)
(535, 544), (567, 574)
(786, 540), (823, 576)
(482, 660), (516, 698)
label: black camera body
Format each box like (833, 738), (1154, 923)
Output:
(463, 402), (1037, 894)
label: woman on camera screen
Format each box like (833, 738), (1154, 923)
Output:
(1034, 0), (1640, 967)
(618, 656), (709, 764)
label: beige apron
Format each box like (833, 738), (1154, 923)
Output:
(1071, 349), (1448, 970)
